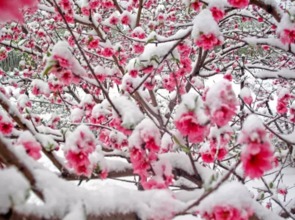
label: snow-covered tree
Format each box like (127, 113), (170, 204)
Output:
(0, 0), (295, 219)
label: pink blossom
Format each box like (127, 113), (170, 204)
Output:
(191, 1), (202, 11)
(130, 147), (150, 177)
(129, 69), (138, 78)
(240, 116), (274, 179)
(102, 47), (114, 57)
(65, 150), (91, 176)
(121, 14), (131, 25)
(89, 0), (100, 9)
(276, 92), (290, 114)
(0, 120), (13, 135)
(88, 38), (100, 49)
(277, 188), (288, 196)
(201, 150), (214, 163)
(81, 6), (90, 16)
(21, 140), (42, 160)
(0, 0), (37, 22)
(280, 29), (295, 44)
(53, 55), (71, 68)
(205, 80), (238, 127)
(290, 106), (295, 123)
(59, 69), (73, 86)
(175, 112), (209, 143)
(142, 178), (167, 190)
(133, 43), (145, 54)
(210, 7), (225, 22)
(241, 143), (273, 179)
(228, 0), (249, 8)
(211, 105), (236, 127)
(195, 33), (221, 50)
(202, 205), (252, 220)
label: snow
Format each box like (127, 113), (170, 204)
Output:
(31, 79), (50, 96)
(197, 182), (253, 212)
(0, 167), (30, 214)
(70, 108), (84, 122)
(64, 124), (95, 152)
(191, 9), (223, 40)
(14, 167), (185, 220)
(112, 96), (144, 129)
(240, 87), (252, 99)
(243, 37), (295, 54)
(139, 40), (180, 66)
(175, 92), (209, 125)
(252, 68), (295, 79)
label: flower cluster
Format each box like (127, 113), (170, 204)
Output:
(195, 33), (222, 51)
(200, 126), (232, 163)
(175, 93), (210, 143)
(64, 125), (96, 176)
(204, 78), (238, 127)
(239, 115), (274, 179)
(276, 88), (290, 114)
(129, 119), (173, 189)
(202, 204), (253, 220)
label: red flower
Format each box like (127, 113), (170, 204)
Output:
(175, 112), (209, 143)
(210, 7), (225, 22)
(195, 33), (221, 50)
(228, 0), (249, 8)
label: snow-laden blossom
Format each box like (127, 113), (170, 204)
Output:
(195, 33), (222, 51)
(175, 112), (209, 143)
(64, 125), (96, 176)
(280, 29), (295, 44)
(192, 10), (223, 51)
(31, 79), (50, 97)
(17, 131), (41, 160)
(200, 126), (233, 163)
(239, 115), (274, 179)
(204, 78), (238, 127)
(129, 118), (172, 189)
(228, 0), (249, 8)
(276, 88), (290, 114)
(240, 87), (253, 106)
(174, 93), (209, 143)
(0, 112), (13, 135)
(191, 1), (202, 11)
(198, 182), (254, 220)
(210, 7), (225, 22)
(202, 205), (252, 220)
